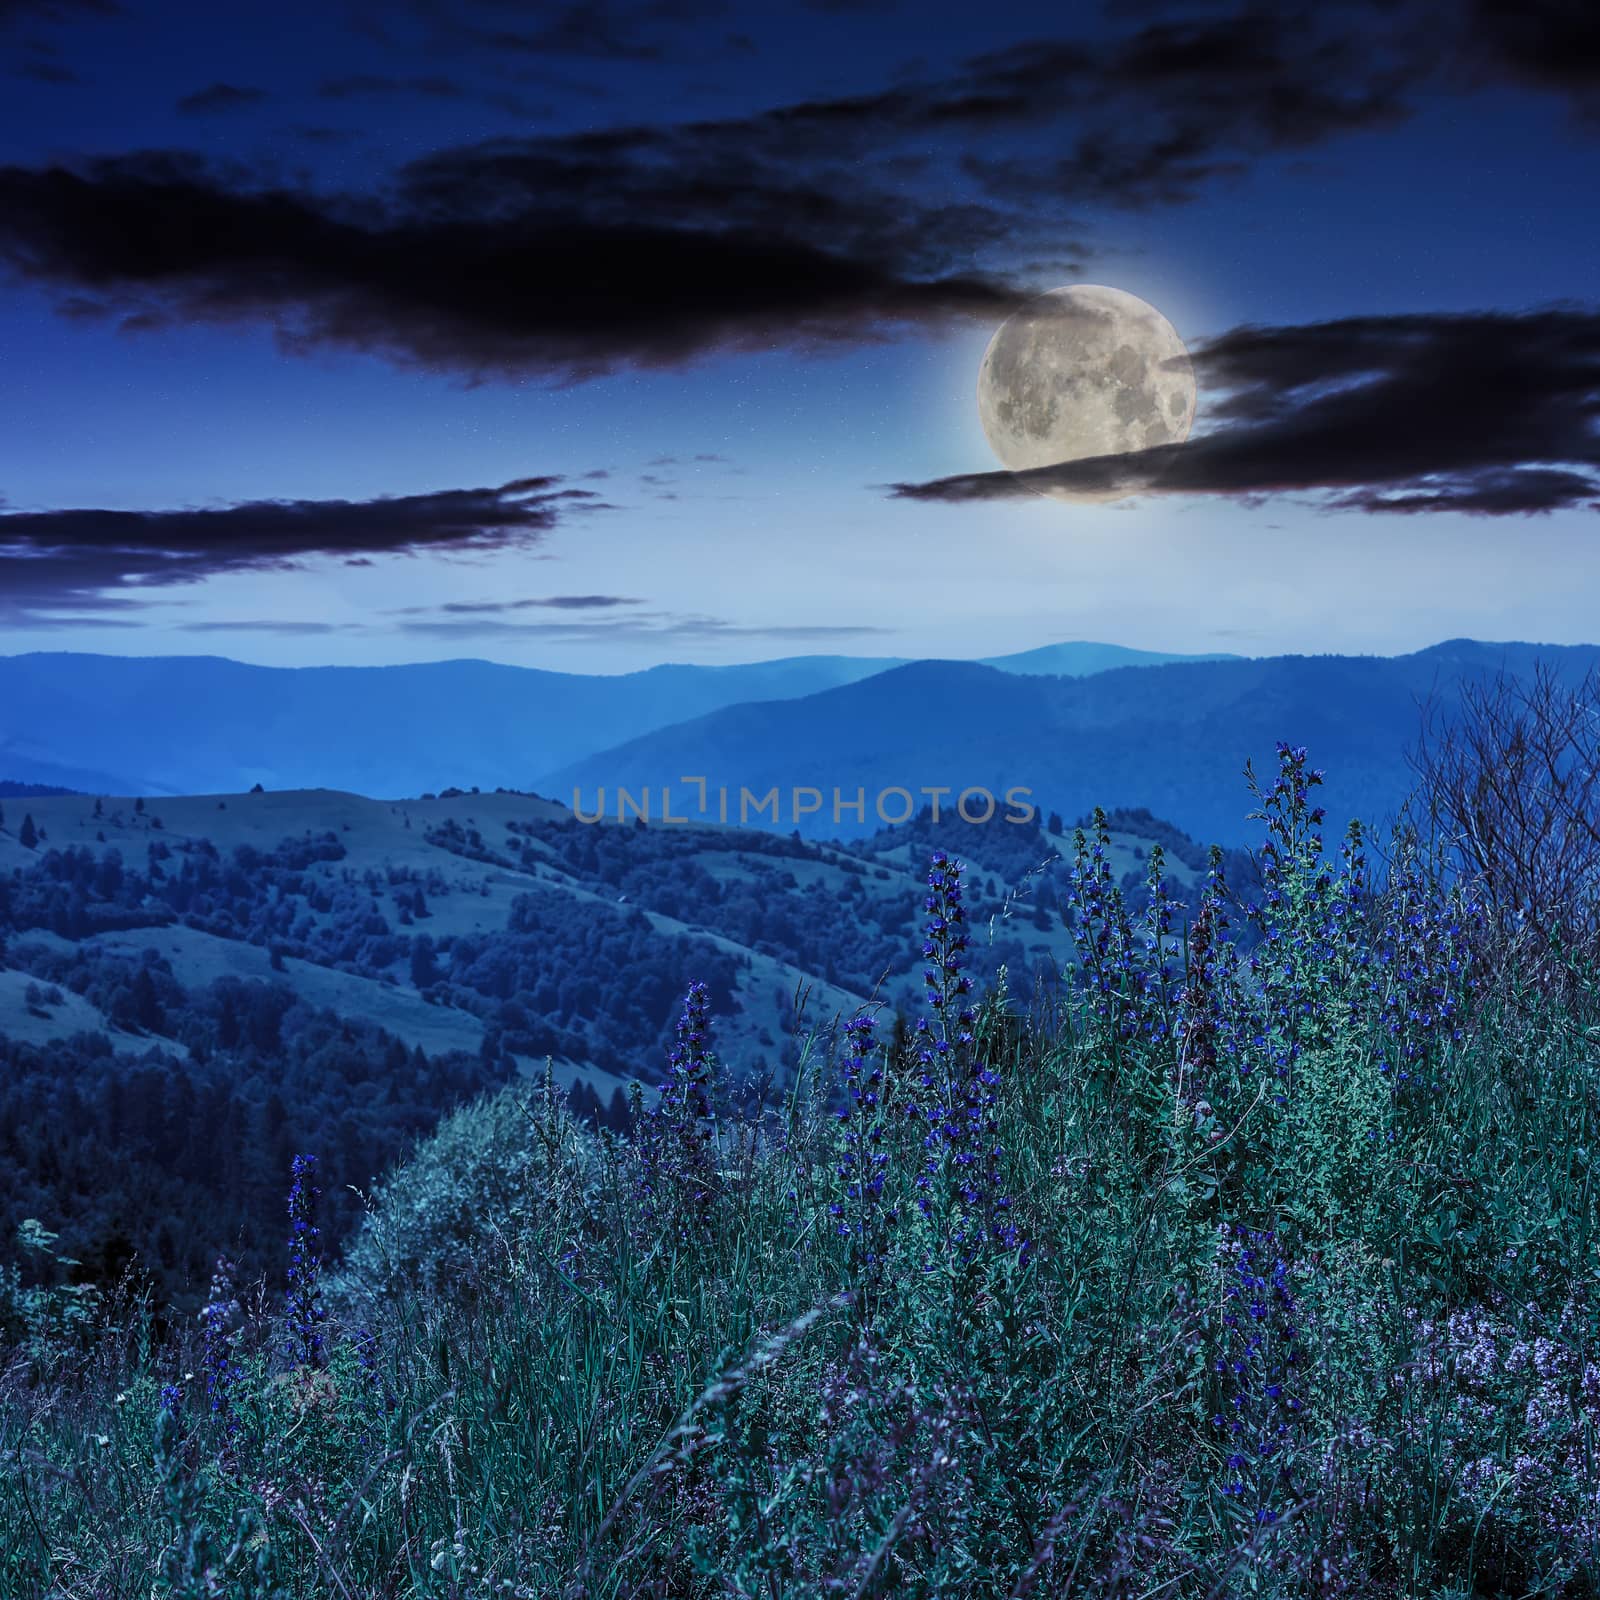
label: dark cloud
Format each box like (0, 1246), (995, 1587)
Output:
(1459, 0), (1600, 118)
(315, 72), (546, 117)
(15, 614), (143, 630)
(1, 0), (116, 80)
(318, 72), (467, 99)
(2, 1), (1594, 387)
(565, 2), (1415, 213)
(486, 3), (670, 62)
(0, 2), (1453, 384)
(561, 1), (1593, 213)
(951, 10), (1417, 207)
(0, 145), (1018, 383)
(0, 477), (610, 623)
(176, 82), (268, 116)
(15, 58), (77, 83)
(1330, 468), (1600, 516)
(377, 594), (885, 642)
(389, 594), (644, 615)
(641, 452), (732, 470)
(890, 306), (1600, 517)
(0, 0), (119, 20)
(387, 0), (731, 63)
(395, 610), (889, 640)
(180, 619), (355, 635)
(290, 125), (358, 146)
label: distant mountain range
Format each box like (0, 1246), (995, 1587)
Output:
(3, 639), (1595, 847)
(540, 639), (1600, 848)
(0, 642), (1234, 799)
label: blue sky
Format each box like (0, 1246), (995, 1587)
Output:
(1, 0), (1597, 669)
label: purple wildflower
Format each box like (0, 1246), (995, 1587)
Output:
(914, 852), (1021, 1259)
(284, 1154), (326, 1369)
(830, 1009), (895, 1308)
(199, 1255), (241, 1438)
(1370, 835), (1482, 1097)
(639, 981), (721, 1240)
(1210, 1223), (1304, 1521)
(1177, 846), (1252, 1122)
(1244, 744), (1341, 1098)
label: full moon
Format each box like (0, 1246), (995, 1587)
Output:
(976, 284), (1196, 502)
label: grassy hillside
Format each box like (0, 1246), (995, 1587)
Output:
(1, 784), (923, 1074)
(1, 783), (1220, 1078)
(3, 745), (1597, 1597)
(2, 781), (1237, 1298)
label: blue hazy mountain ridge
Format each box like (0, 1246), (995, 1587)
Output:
(0, 643), (1235, 798)
(976, 641), (1238, 675)
(539, 640), (1600, 849)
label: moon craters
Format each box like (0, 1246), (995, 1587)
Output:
(976, 285), (1196, 501)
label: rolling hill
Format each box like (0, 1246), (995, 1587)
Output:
(1, 779), (1186, 1289)
(0, 784), (1090, 1084)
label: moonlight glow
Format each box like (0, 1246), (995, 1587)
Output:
(976, 285), (1197, 502)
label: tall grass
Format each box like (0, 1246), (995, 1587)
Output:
(4, 744), (1600, 1597)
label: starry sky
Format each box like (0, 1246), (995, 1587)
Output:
(1, 0), (1597, 671)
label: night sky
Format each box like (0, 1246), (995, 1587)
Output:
(1, 0), (1597, 670)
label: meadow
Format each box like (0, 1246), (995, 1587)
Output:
(3, 738), (1599, 1598)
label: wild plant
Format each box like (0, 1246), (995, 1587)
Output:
(199, 1256), (242, 1442)
(1206, 1222), (1306, 1529)
(153, 1390), (285, 1599)
(283, 1154), (326, 1370)
(637, 979), (722, 1248)
(829, 1008), (897, 1320)
(911, 850), (1021, 1263)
